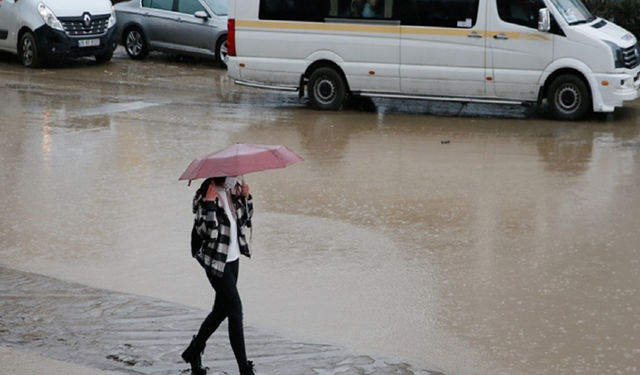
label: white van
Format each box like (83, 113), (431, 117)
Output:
(0, 0), (118, 68)
(226, 0), (640, 120)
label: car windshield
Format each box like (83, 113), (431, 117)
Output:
(203, 0), (228, 16)
(547, 0), (595, 25)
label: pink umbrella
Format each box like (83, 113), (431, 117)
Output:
(179, 143), (304, 183)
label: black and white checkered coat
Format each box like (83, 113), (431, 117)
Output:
(192, 184), (253, 278)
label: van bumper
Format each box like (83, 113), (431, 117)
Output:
(33, 25), (118, 60)
(593, 70), (640, 112)
(228, 58), (241, 80)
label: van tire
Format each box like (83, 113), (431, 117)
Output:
(547, 74), (590, 121)
(20, 32), (43, 68)
(308, 67), (346, 110)
(124, 27), (149, 60)
(95, 51), (114, 63)
(216, 35), (228, 69)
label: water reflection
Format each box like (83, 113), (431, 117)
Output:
(231, 106), (640, 375)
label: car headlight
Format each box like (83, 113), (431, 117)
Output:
(604, 41), (624, 69)
(108, 6), (116, 29)
(37, 2), (64, 32)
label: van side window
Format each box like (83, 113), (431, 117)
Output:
(395, 0), (479, 28)
(259, 0), (393, 21)
(142, 0), (152, 7)
(497, 0), (545, 28)
(338, 0), (391, 18)
(178, 0), (205, 14)
(150, 0), (175, 11)
(259, 0), (327, 21)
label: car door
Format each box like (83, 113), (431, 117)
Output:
(172, 0), (216, 57)
(142, 0), (178, 49)
(486, 0), (553, 100)
(398, 0), (487, 98)
(0, 0), (18, 50)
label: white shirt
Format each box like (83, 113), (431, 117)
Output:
(216, 186), (240, 263)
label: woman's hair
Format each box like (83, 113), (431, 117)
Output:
(196, 178), (213, 200)
(212, 177), (226, 187)
(196, 177), (228, 198)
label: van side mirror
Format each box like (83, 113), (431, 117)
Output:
(538, 8), (550, 32)
(194, 11), (209, 19)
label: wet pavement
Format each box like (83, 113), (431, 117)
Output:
(1, 48), (640, 375)
(0, 266), (433, 375)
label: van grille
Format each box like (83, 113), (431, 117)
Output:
(623, 44), (640, 69)
(60, 15), (110, 36)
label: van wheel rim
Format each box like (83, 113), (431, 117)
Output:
(22, 38), (34, 65)
(556, 85), (580, 113)
(314, 78), (336, 104)
(126, 31), (142, 56)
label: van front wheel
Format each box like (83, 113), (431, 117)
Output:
(308, 67), (346, 110)
(20, 32), (43, 68)
(547, 74), (590, 121)
(95, 51), (113, 63)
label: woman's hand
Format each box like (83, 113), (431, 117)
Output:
(203, 183), (218, 201)
(241, 183), (250, 198)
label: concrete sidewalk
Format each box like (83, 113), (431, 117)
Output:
(0, 346), (125, 375)
(0, 266), (441, 375)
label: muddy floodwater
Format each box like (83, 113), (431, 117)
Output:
(1, 49), (640, 375)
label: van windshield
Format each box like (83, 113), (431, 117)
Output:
(547, 0), (595, 25)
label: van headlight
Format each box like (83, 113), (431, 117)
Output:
(108, 6), (117, 29)
(605, 41), (624, 69)
(37, 2), (64, 32)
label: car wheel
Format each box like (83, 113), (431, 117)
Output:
(124, 27), (149, 60)
(95, 50), (114, 63)
(20, 32), (43, 68)
(547, 74), (591, 121)
(307, 67), (347, 111)
(215, 35), (228, 69)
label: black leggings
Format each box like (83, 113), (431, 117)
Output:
(195, 259), (248, 371)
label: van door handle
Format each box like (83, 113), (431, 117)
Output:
(493, 33), (509, 40)
(468, 32), (483, 39)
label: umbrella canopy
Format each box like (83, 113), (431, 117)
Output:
(179, 143), (304, 182)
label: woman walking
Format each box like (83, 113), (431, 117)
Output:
(182, 176), (255, 375)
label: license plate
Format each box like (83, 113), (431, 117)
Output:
(78, 39), (100, 48)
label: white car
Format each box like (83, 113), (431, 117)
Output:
(0, 0), (118, 68)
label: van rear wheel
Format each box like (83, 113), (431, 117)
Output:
(308, 67), (346, 110)
(547, 74), (590, 121)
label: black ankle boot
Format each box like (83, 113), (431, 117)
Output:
(181, 336), (206, 375)
(240, 360), (255, 375)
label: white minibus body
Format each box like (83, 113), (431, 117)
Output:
(227, 0), (640, 120)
